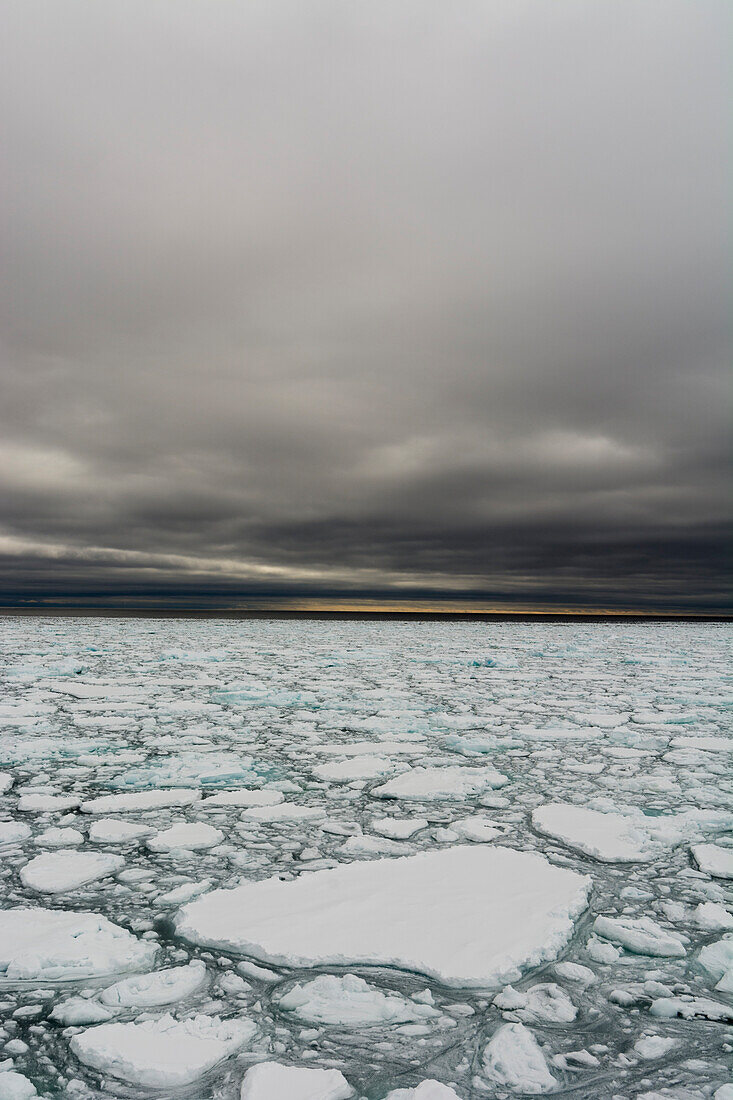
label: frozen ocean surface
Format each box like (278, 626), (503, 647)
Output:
(0, 617), (731, 1099)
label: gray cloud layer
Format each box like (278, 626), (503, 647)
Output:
(1, 1), (730, 609)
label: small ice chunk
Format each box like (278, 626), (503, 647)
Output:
(50, 997), (116, 1025)
(338, 834), (406, 857)
(0, 908), (158, 981)
(100, 961), (207, 1006)
(633, 1034), (677, 1059)
(155, 879), (211, 906)
(593, 915), (687, 957)
(20, 850), (124, 894)
(0, 822), (31, 848)
(650, 996), (732, 1023)
(0, 772), (14, 793)
(698, 935), (733, 992)
(693, 902), (733, 931)
(176, 847), (590, 988)
(240, 803), (326, 823)
(80, 789), (202, 814)
(0, 1072), (37, 1099)
(89, 818), (155, 843)
(482, 1022), (556, 1093)
(495, 983), (576, 1023)
(670, 736), (733, 752)
(34, 827), (84, 847)
(17, 793), (81, 812)
(240, 1061), (353, 1100)
(692, 843), (733, 879)
(201, 789), (284, 809)
(277, 974), (438, 1026)
(532, 803), (655, 862)
(451, 815), (505, 842)
(371, 817), (428, 839)
(313, 757), (396, 783)
(554, 961), (595, 985)
(374, 766), (507, 801)
(70, 1012), (256, 1088)
(147, 822), (223, 852)
(383, 1083), (463, 1099)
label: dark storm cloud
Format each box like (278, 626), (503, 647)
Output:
(0, 0), (730, 609)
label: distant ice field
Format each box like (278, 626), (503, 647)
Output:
(0, 617), (731, 1099)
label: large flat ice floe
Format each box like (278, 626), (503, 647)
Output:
(176, 846), (591, 987)
(0, 908), (158, 982)
(70, 1013), (255, 1088)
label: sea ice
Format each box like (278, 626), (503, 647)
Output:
(176, 846), (590, 987)
(0, 822), (31, 847)
(384, 1084), (462, 1100)
(371, 817), (428, 839)
(691, 843), (733, 879)
(373, 766), (507, 801)
(201, 789), (285, 808)
(0, 1072), (37, 1099)
(20, 850), (125, 893)
(80, 789), (202, 813)
(240, 1061), (353, 1100)
(482, 1022), (556, 1093)
(100, 961), (208, 1006)
(276, 974), (439, 1026)
(532, 803), (656, 862)
(0, 908), (158, 981)
(147, 822), (224, 851)
(593, 915), (687, 957)
(313, 756), (396, 782)
(240, 803), (326, 822)
(70, 1012), (256, 1088)
(89, 818), (155, 843)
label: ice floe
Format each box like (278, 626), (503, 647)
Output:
(0, 908), (157, 981)
(482, 1022), (556, 1093)
(276, 974), (439, 1026)
(70, 1012), (255, 1087)
(176, 846), (590, 987)
(240, 1061), (353, 1100)
(20, 850), (125, 893)
(373, 765), (507, 801)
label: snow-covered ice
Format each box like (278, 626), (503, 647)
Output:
(240, 1061), (353, 1100)
(0, 616), (729, 1098)
(177, 846), (590, 986)
(0, 908), (157, 981)
(70, 1013), (256, 1087)
(276, 974), (439, 1026)
(19, 850), (125, 893)
(482, 1022), (557, 1093)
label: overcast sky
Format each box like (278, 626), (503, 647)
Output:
(1, 1), (730, 611)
